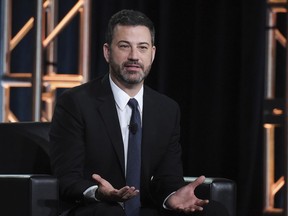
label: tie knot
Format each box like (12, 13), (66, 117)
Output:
(128, 98), (138, 109)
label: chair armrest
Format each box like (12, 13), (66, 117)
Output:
(184, 177), (236, 216)
(0, 174), (59, 216)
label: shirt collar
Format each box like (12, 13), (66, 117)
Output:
(109, 74), (143, 112)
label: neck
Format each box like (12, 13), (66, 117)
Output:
(110, 74), (143, 97)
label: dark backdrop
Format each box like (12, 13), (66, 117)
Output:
(7, 0), (267, 215)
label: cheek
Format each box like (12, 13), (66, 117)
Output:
(112, 53), (127, 64)
(144, 55), (154, 65)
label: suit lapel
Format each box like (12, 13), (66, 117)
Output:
(141, 87), (159, 177)
(94, 78), (162, 179)
(96, 76), (126, 175)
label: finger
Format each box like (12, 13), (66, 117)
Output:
(122, 187), (139, 197)
(195, 175), (205, 185)
(181, 204), (203, 212)
(92, 174), (109, 188)
(180, 199), (208, 211)
(176, 205), (197, 213)
(119, 187), (139, 199)
(92, 174), (102, 183)
(112, 191), (136, 202)
(192, 199), (210, 211)
(118, 186), (131, 196)
(189, 175), (205, 189)
(127, 188), (139, 198)
(117, 186), (133, 199)
(196, 204), (205, 211)
(196, 199), (209, 206)
(192, 205), (203, 211)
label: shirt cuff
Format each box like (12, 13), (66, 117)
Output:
(83, 185), (100, 201)
(163, 191), (176, 209)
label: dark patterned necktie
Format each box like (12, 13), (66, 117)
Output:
(125, 98), (141, 216)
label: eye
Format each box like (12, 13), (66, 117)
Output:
(138, 45), (148, 52)
(118, 44), (130, 49)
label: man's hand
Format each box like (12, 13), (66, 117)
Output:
(92, 174), (139, 202)
(166, 175), (209, 214)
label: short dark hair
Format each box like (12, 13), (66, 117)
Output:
(105, 9), (155, 45)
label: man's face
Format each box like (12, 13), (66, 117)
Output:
(103, 25), (156, 86)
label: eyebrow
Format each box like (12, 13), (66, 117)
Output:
(117, 40), (151, 46)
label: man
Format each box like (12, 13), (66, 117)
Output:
(50, 9), (209, 216)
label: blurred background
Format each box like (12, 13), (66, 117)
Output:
(0, 0), (281, 215)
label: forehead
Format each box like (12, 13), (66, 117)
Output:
(112, 25), (152, 44)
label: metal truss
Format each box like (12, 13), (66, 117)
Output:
(0, 0), (91, 122)
(264, 0), (287, 215)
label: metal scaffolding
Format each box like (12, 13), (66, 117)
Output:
(264, 0), (287, 215)
(0, 0), (91, 122)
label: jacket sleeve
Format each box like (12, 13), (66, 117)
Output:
(49, 90), (95, 202)
(148, 99), (186, 206)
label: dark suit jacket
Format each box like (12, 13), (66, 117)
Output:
(50, 74), (185, 210)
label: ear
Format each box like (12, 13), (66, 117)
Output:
(151, 46), (156, 62)
(103, 43), (110, 63)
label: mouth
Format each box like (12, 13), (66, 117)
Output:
(124, 63), (142, 72)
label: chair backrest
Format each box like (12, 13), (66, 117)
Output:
(0, 122), (51, 174)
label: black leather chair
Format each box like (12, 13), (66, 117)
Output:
(0, 122), (58, 216)
(0, 122), (236, 216)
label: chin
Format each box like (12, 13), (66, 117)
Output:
(123, 75), (145, 84)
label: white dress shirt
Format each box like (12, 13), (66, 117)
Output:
(83, 75), (143, 200)
(109, 75), (143, 172)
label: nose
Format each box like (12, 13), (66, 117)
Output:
(128, 47), (139, 61)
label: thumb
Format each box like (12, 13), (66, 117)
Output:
(191, 175), (205, 188)
(92, 174), (103, 185)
